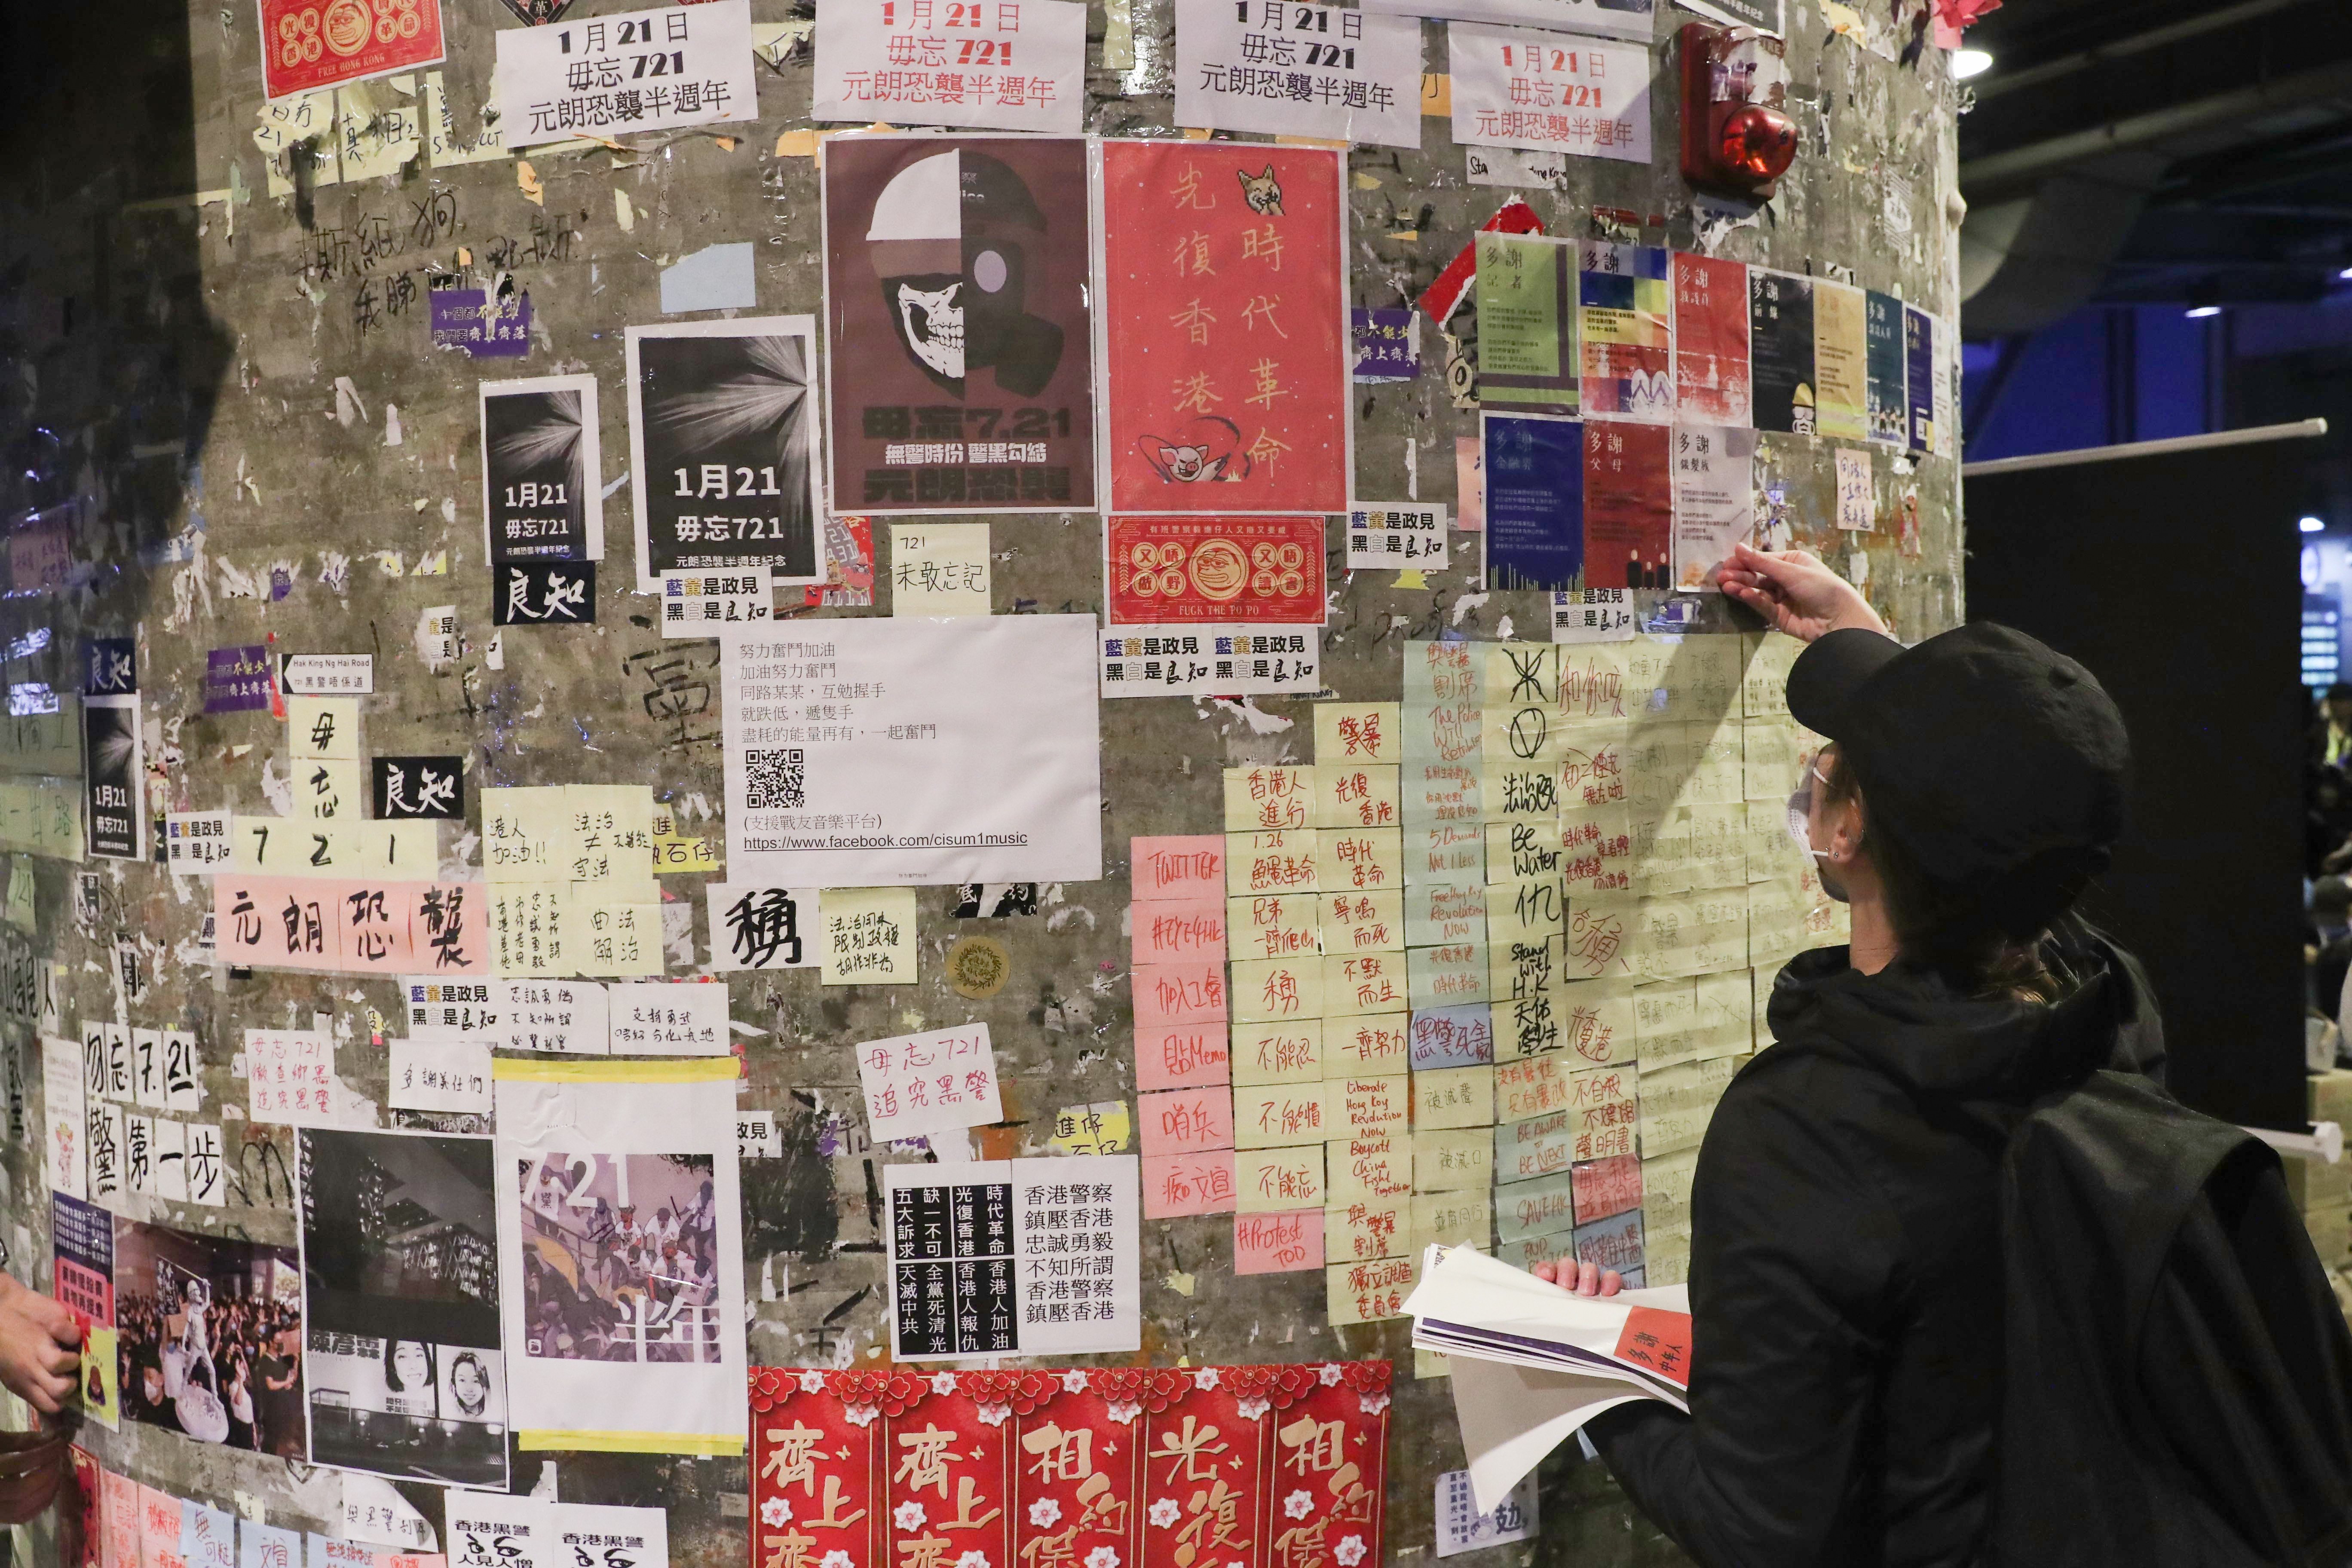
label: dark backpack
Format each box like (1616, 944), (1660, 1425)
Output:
(1996, 1069), (2352, 1566)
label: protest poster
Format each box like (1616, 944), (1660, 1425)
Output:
(114, 1219), (306, 1457)
(482, 376), (602, 564)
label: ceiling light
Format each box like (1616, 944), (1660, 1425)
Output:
(2305, 517), (2328, 533)
(1953, 48), (1993, 79)
(2186, 304), (2222, 319)
(2339, 266), (2352, 282)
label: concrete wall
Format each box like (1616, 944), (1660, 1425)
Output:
(0, 0), (1964, 1561)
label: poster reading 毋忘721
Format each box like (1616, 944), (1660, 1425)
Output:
(626, 318), (827, 593)
(481, 375), (602, 565)
(1100, 141), (1351, 515)
(821, 134), (1098, 515)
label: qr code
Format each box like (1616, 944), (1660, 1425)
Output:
(747, 748), (806, 810)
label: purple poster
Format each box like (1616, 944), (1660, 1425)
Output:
(429, 287), (532, 359)
(1352, 308), (1420, 383)
(203, 646), (273, 714)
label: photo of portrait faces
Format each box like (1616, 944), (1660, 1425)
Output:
(297, 1127), (508, 1488)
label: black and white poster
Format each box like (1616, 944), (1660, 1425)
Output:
(83, 693), (143, 861)
(481, 374), (603, 564)
(372, 756), (466, 821)
(298, 1127), (508, 1488)
(625, 317), (827, 592)
(493, 560), (597, 627)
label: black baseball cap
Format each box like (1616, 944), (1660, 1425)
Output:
(1787, 622), (2131, 932)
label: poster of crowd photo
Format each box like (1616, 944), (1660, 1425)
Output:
(113, 1219), (305, 1456)
(515, 1150), (720, 1365)
(298, 1127), (508, 1488)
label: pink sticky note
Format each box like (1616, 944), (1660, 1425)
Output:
(1131, 835), (1227, 901)
(1142, 1151), (1238, 1217)
(1132, 961), (1227, 1030)
(1136, 1021), (1231, 1091)
(1139, 1086), (1234, 1155)
(1235, 1210), (1325, 1274)
(1131, 897), (1228, 967)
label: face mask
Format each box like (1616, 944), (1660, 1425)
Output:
(1787, 753), (1851, 904)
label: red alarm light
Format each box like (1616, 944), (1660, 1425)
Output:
(1680, 23), (1799, 202)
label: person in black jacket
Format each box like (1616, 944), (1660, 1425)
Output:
(1534, 542), (2162, 1567)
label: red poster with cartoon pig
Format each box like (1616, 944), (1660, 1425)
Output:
(1101, 144), (1351, 516)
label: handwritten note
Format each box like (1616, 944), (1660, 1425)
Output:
(856, 1023), (1002, 1142)
(245, 1029), (334, 1126)
(821, 886), (916, 985)
(1234, 1208), (1324, 1273)
(608, 980), (729, 1054)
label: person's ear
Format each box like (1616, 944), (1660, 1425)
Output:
(1822, 791), (1868, 868)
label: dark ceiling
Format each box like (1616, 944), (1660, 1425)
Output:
(1957, 0), (2352, 327)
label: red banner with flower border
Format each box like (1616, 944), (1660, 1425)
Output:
(750, 1364), (1390, 1568)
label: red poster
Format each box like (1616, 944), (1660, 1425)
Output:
(750, 1364), (1390, 1568)
(1672, 254), (1751, 428)
(1581, 423), (1671, 592)
(258, 0), (446, 101)
(1106, 517), (1327, 626)
(1612, 1307), (1694, 1388)
(1101, 144), (1351, 515)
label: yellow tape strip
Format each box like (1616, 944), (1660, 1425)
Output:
(492, 1057), (739, 1084)
(517, 1429), (745, 1455)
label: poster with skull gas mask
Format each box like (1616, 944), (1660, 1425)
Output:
(821, 135), (1097, 514)
(625, 315), (826, 592)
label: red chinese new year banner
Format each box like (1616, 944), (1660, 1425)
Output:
(751, 1363), (1390, 1568)
(258, 0), (447, 101)
(1100, 144), (1351, 516)
(1106, 517), (1327, 626)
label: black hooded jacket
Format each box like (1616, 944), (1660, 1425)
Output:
(1586, 933), (2168, 1567)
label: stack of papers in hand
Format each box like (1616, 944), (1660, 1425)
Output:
(1403, 1244), (1696, 1511)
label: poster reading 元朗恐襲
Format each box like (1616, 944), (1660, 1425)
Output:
(1100, 141), (1351, 515)
(822, 135), (1098, 516)
(812, 0), (1087, 133)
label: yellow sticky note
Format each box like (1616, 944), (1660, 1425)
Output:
(484, 787), (570, 882)
(287, 696), (360, 760)
(1314, 762), (1400, 830)
(357, 819), (438, 878)
(1049, 1099), (1133, 1155)
(1326, 1134), (1413, 1200)
(1412, 1127), (1494, 1192)
(564, 784), (658, 899)
(1228, 892), (1323, 962)
(889, 522), (992, 616)
(1225, 766), (1317, 832)
(489, 886), (572, 977)
(1324, 1014), (1409, 1076)
(1314, 702), (1402, 765)
(576, 900), (663, 977)
(1498, 1056), (1572, 1124)
(1227, 831), (1318, 897)
(823, 886), (917, 985)
(1316, 828), (1402, 895)
(1412, 1190), (1493, 1252)
(1327, 1254), (1415, 1325)
(1233, 1020), (1324, 1086)
(1488, 877), (1565, 948)
(294, 758), (363, 820)
(1414, 1065), (1494, 1130)
(1237, 1145), (1325, 1211)
(1234, 1083), (1333, 1148)
(1486, 818), (1563, 883)
(1319, 889), (1403, 953)
(1694, 969), (1753, 1060)
(1338, 1074), (1409, 1138)
(1323, 951), (1406, 1018)
(1325, 1197), (1408, 1262)
(1558, 977), (1639, 1066)
(1232, 956), (1323, 1024)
